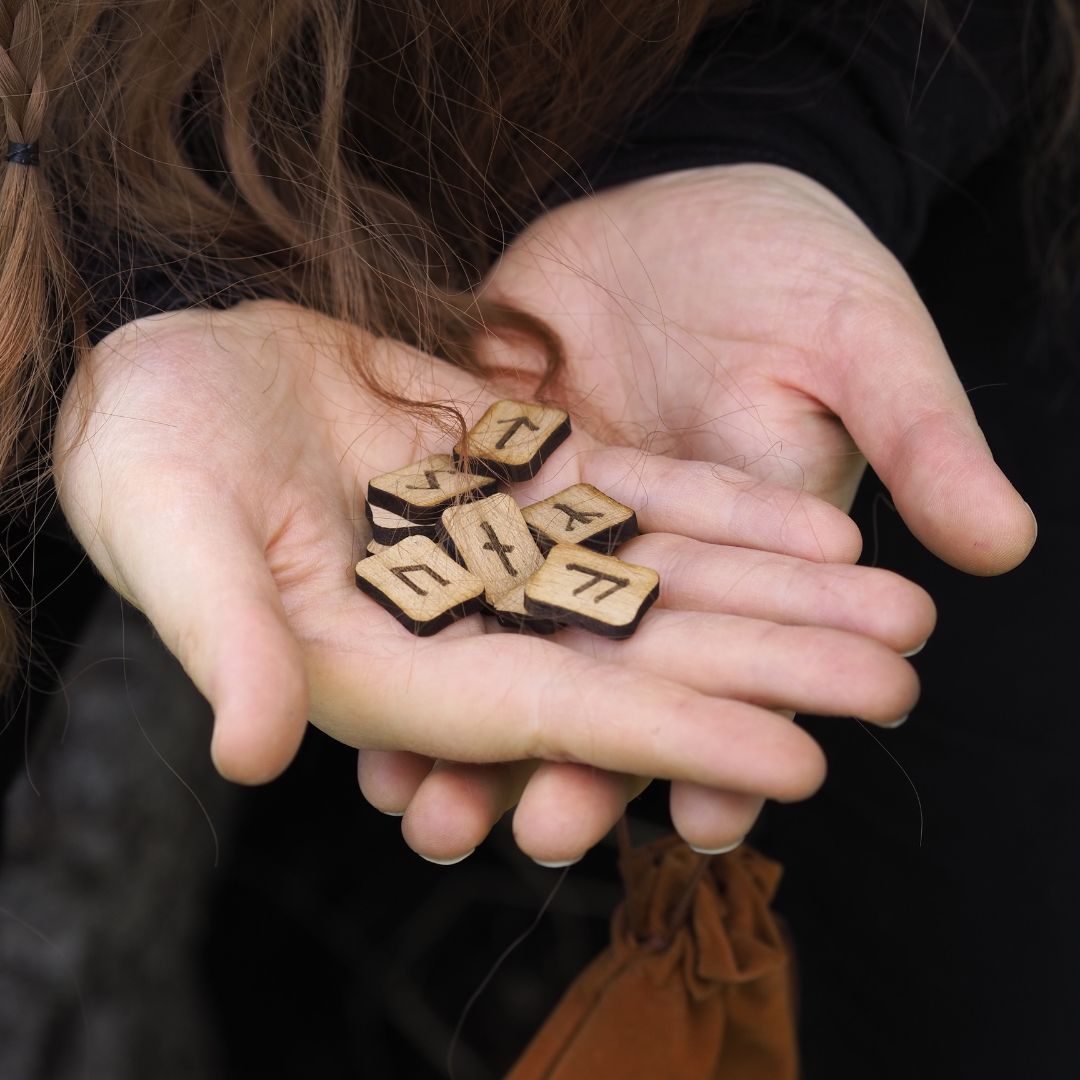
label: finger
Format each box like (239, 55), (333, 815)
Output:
(669, 783), (765, 853)
(513, 442), (862, 564)
(308, 626), (827, 803)
(513, 764), (647, 864)
(556, 608), (918, 725)
(205, 595), (309, 784)
(619, 532), (936, 653)
(389, 755), (645, 864)
(815, 289), (1035, 574)
(357, 749), (434, 815)
(401, 760), (537, 862)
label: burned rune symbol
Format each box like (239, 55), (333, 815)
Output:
(480, 521), (517, 575)
(406, 469), (448, 490)
(554, 504), (605, 532)
(566, 564), (629, 602)
(390, 564), (451, 596)
(494, 415), (540, 450)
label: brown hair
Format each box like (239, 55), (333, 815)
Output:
(0, 0), (744, 678)
(53, 0), (737, 366)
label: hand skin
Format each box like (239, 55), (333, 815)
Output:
(53, 299), (932, 863)
(369, 163), (1035, 860)
(483, 163), (1036, 554)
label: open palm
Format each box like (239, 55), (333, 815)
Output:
(482, 164), (1035, 565)
(53, 299), (929, 864)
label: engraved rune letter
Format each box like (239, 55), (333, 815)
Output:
(390, 564), (451, 596)
(566, 563), (629, 602)
(494, 415), (540, 450)
(480, 521), (517, 575)
(553, 503), (605, 532)
(406, 470), (445, 490)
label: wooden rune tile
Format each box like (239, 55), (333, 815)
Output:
(367, 454), (497, 523)
(365, 500), (438, 545)
(524, 544), (659, 639)
(520, 483), (638, 555)
(355, 534), (485, 636)
(490, 583), (561, 634)
(440, 492), (545, 607)
(454, 400), (571, 481)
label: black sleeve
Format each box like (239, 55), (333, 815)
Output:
(78, 237), (246, 347)
(574, 0), (1040, 262)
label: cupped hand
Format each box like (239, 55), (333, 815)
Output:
(480, 163), (1037, 567)
(53, 300), (931, 863)
(365, 163), (1029, 861)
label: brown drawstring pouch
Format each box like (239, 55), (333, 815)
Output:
(505, 828), (798, 1080)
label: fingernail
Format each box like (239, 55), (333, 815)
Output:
(901, 640), (927, 658)
(379, 809), (405, 817)
(532, 855), (583, 868)
(1024, 502), (1038, 542)
(419, 849), (475, 865)
(688, 837), (745, 856)
(880, 713), (909, 729)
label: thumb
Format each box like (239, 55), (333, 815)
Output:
(74, 493), (310, 784)
(821, 294), (1035, 576)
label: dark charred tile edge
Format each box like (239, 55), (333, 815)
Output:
(354, 572), (484, 636)
(523, 580), (659, 640)
(492, 609), (562, 635)
(365, 474), (498, 523)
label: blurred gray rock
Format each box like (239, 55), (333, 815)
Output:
(0, 592), (238, 1079)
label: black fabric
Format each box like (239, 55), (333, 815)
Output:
(4, 141), (40, 167)
(580, 0), (1036, 262)
(0, 503), (106, 842)
(77, 238), (246, 348)
(748, 140), (1080, 1080)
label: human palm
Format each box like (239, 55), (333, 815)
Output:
(482, 164), (1036, 563)
(361, 163), (1035, 859)
(53, 296), (928, 864)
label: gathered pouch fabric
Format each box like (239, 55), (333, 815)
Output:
(506, 832), (798, 1080)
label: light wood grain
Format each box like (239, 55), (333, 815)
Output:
(520, 483), (638, 554)
(454, 400), (570, 481)
(524, 544), (659, 639)
(366, 539), (390, 556)
(440, 493), (545, 606)
(355, 534), (485, 635)
(367, 454), (497, 522)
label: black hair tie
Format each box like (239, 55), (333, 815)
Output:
(4, 141), (39, 166)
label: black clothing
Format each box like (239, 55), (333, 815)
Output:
(5, 1), (1078, 1076)
(581, 0), (1037, 261)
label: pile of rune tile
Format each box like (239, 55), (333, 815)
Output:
(355, 401), (659, 638)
